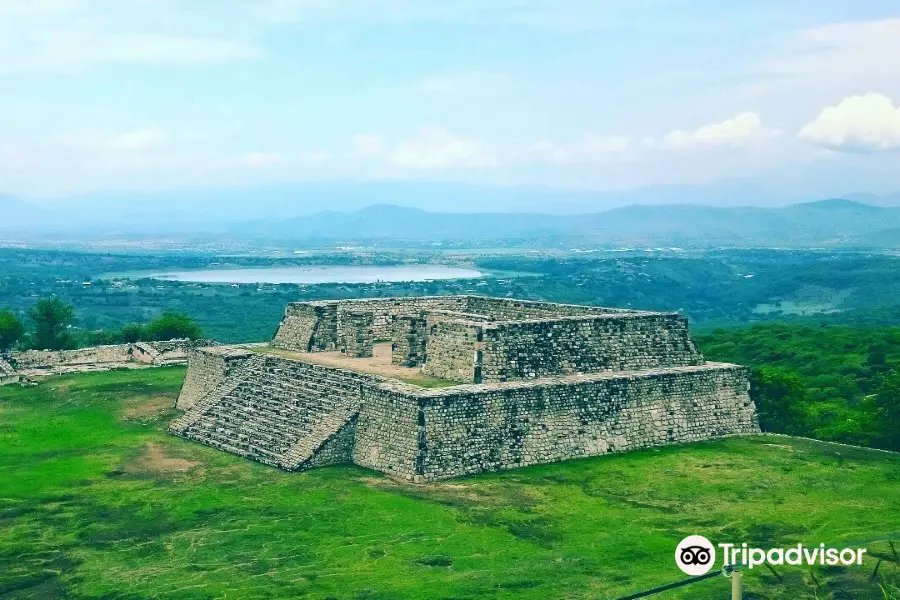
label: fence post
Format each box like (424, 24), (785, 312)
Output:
(731, 569), (742, 600)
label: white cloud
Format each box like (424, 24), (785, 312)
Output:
(763, 19), (900, 88)
(415, 70), (508, 96)
(798, 93), (900, 153)
(516, 136), (632, 165)
(520, 141), (574, 164)
(0, 144), (31, 170)
(732, 18), (900, 114)
(583, 135), (631, 156)
(0, 0), (262, 74)
(352, 134), (386, 157)
(240, 152), (286, 167)
(258, 0), (638, 31)
(106, 129), (167, 151)
(656, 112), (772, 150)
(60, 128), (168, 153)
(390, 126), (497, 169)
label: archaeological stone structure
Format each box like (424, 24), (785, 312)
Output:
(169, 296), (759, 481)
(0, 339), (217, 384)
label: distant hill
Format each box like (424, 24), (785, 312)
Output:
(847, 191), (900, 207)
(241, 198), (900, 247)
(2, 185), (899, 247)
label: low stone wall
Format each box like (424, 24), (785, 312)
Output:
(12, 345), (134, 369)
(0, 357), (19, 386)
(9, 339), (219, 378)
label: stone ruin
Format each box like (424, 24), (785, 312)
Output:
(0, 339), (217, 384)
(169, 296), (759, 481)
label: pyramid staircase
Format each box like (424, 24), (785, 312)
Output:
(169, 355), (377, 470)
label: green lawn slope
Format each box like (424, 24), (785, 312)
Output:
(1, 368), (898, 599)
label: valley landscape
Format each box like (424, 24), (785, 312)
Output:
(3, 1), (900, 598)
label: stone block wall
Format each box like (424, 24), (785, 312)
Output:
(391, 315), (428, 367)
(273, 296), (470, 351)
(12, 344), (134, 369)
(340, 312), (374, 358)
(415, 363), (757, 480)
(272, 303), (332, 351)
(479, 313), (702, 382)
(175, 346), (252, 410)
(332, 297), (468, 338)
(421, 317), (482, 383)
(353, 387), (422, 479)
(307, 418), (359, 468)
(463, 296), (631, 320)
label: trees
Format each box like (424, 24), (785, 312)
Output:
(145, 312), (202, 341)
(29, 297), (75, 350)
(0, 309), (25, 352)
(120, 323), (146, 343)
(749, 366), (808, 435)
(872, 370), (900, 451)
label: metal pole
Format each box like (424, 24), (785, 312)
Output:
(731, 570), (743, 600)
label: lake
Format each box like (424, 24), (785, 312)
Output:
(146, 265), (484, 284)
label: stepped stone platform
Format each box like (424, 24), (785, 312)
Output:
(170, 296), (760, 480)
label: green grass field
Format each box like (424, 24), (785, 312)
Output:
(1, 368), (898, 599)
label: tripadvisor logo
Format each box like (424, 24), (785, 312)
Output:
(675, 535), (867, 575)
(676, 535), (716, 575)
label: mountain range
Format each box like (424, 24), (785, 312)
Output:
(237, 199), (900, 247)
(2, 183), (900, 248)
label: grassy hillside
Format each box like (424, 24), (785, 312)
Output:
(1, 368), (898, 599)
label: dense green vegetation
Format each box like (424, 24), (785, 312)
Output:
(1, 368), (897, 599)
(27, 297), (75, 350)
(0, 309), (24, 352)
(0, 295), (203, 350)
(698, 324), (900, 451)
(5, 248), (900, 345)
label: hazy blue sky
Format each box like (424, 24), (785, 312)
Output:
(1, 0), (899, 199)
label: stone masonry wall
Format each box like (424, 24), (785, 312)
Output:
(175, 347), (251, 411)
(11, 339), (217, 372)
(463, 296), (632, 320)
(339, 312), (374, 358)
(480, 313), (702, 382)
(272, 303), (327, 351)
(169, 351), (758, 480)
(391, 315), (428, 367)
(12, 344), (134, 369)
(307, 418), (359, 468)
(421, 317), (481, 383)
(416, 363), (757, 480)
(274, 297), (470, 351)
(353, 387), (422, 480)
